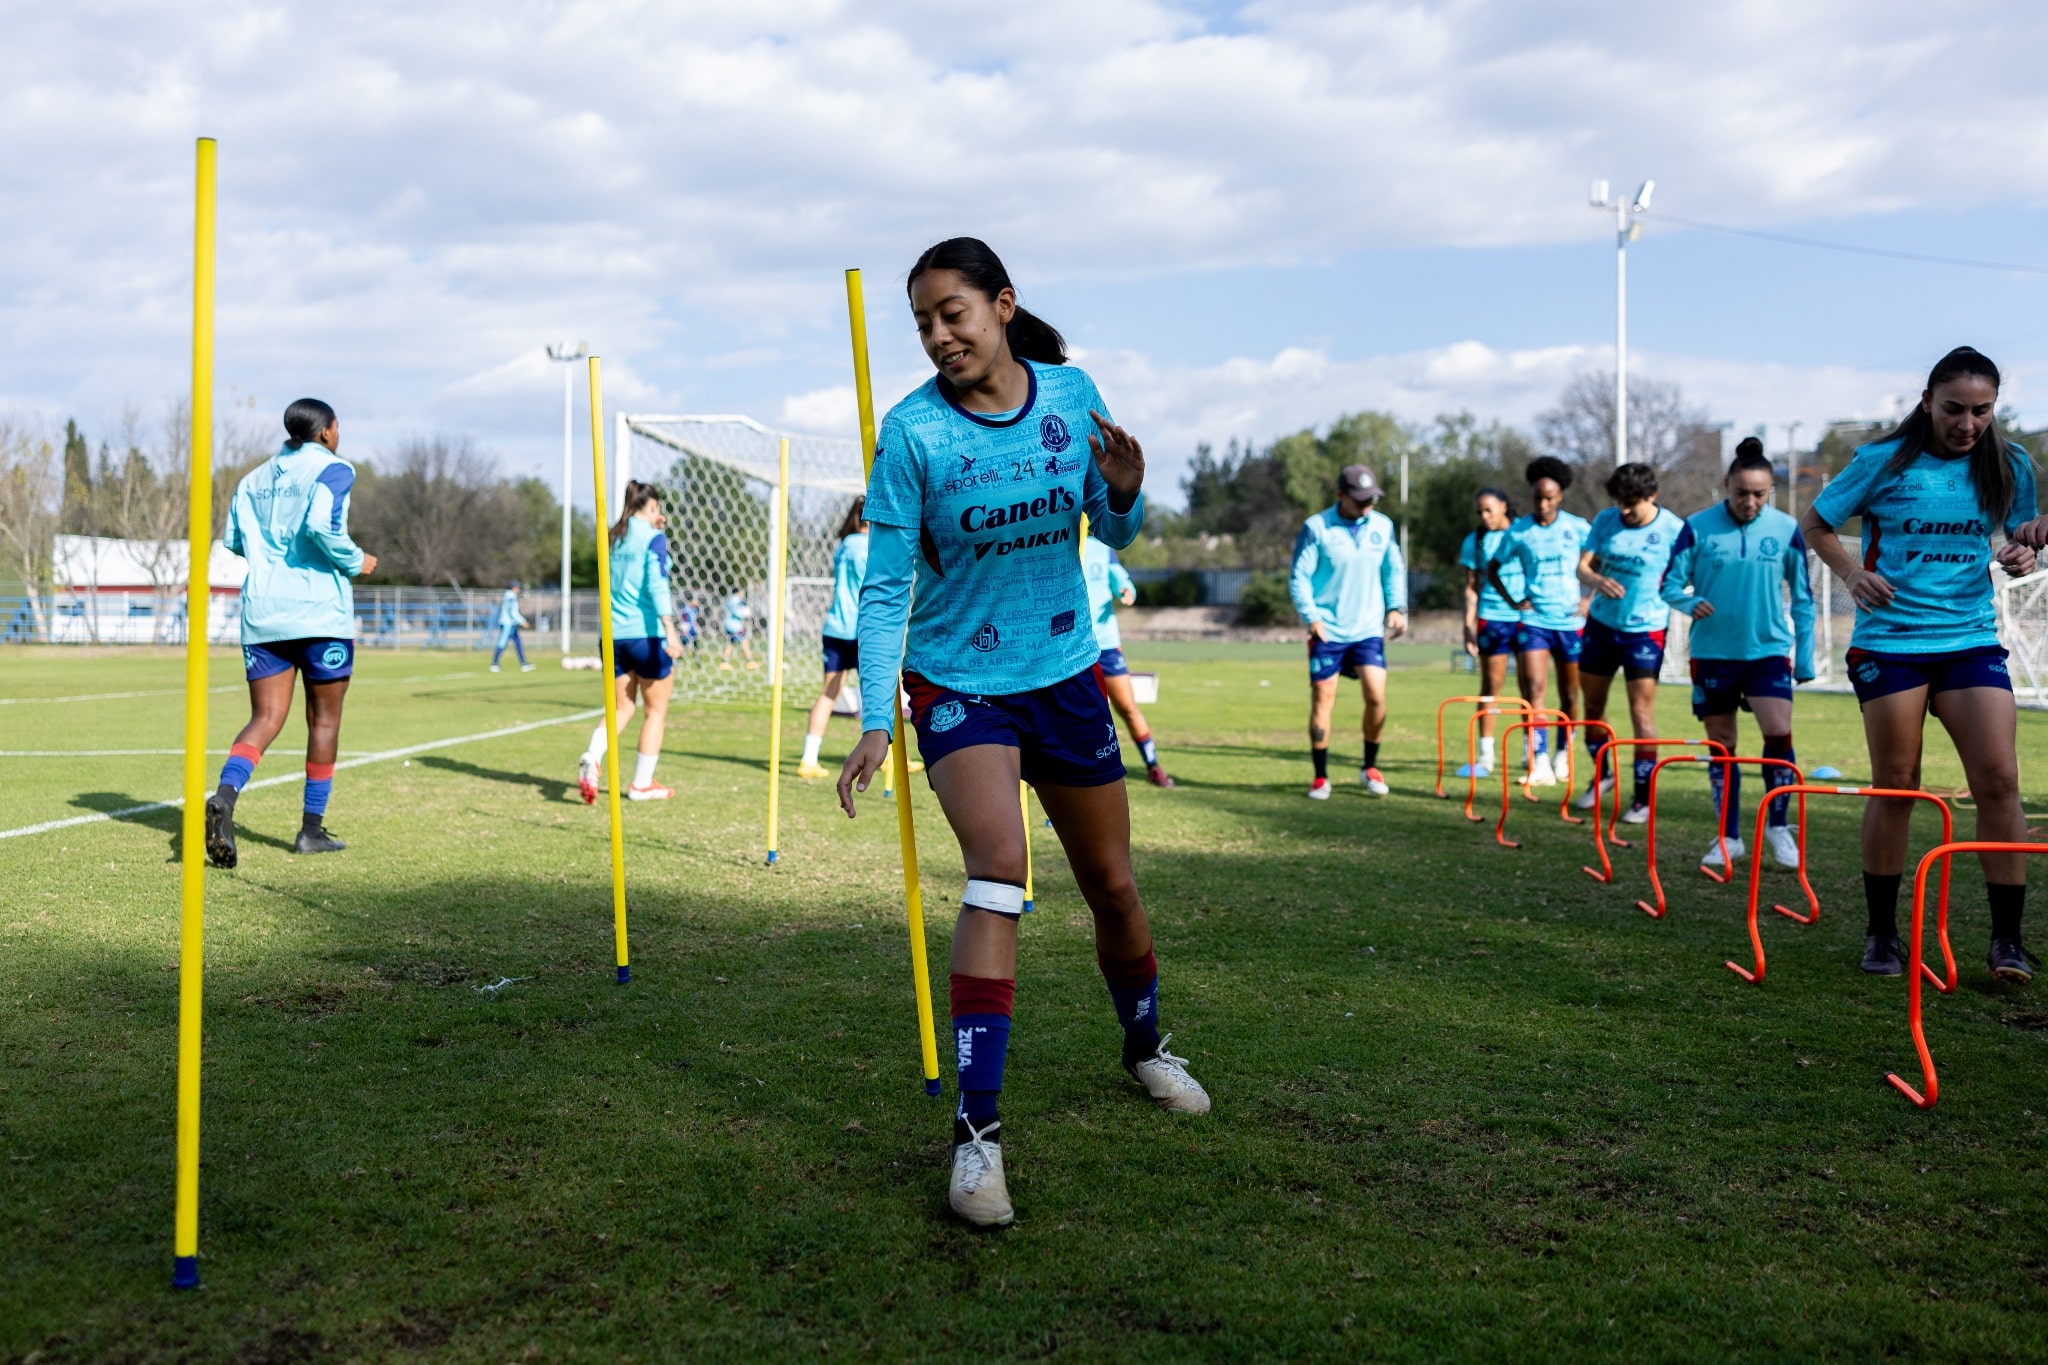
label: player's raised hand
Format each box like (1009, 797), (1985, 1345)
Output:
(838, 729), (894, 818)
(1997, 541), (2037, 577)
(1087, 411), (1144, 497)
(2011, 515), (2048, 549)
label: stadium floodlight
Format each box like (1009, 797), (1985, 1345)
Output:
(1589, 175), (1656, 466)
(546, 341), (589, 655)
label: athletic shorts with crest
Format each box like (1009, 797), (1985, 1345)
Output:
(1579, 619), (1667, 680)
(904, 666), (1127, 787)
(1845, 645), (2011, 705)
(244, 637), (353, 683)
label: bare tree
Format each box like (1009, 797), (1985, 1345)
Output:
(92, 407), (193, 640)
(0, 417), (60, 640)
(1535, 373), (1724, 516)
(351, 434), (539, 587)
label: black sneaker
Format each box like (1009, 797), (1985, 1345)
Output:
(203, 792), (238, 869)
(1988, 939), (2037, 984)
(293, 823), (346, 855)
(1860, 935), (1903, 976)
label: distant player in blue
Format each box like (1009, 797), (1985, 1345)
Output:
(799, 498), (870, 779)
(836, 238), (1208, 1229)
(1289, 464), (1408, 799)
(1084, 537), (1172, 787)
(1804, 347), (2043, 981)
(576, 481), (684, 804)
(1660, 439), (1816, 873)
(204, 398), (377, 868)
(1487, 456), (1592, 787)
(1574, 463), (1683, 822)
(1458, 488), (1521, 777)
(490, 580), (533, 672)
(718, 589), (756, 670)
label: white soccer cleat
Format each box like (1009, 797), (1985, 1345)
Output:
(577, 756), (598, 806)
(1126, 1034), (1211, 1115)
(626, 782), (674, 801)
(520, 662), (536, 672)
(1455, 761), (1494, 779)
(1702, 836), (1747, 869)
(1764, 825), (1801, 870)
(1572, 775), (1614, 810)
(489, 664), (502, 673)
(1527, 752), (1558, 788)
(948, 1119), (1014, 1227)
(1359, 767), (1389, 796)
(1307, 777), (1331, 800)
(1620, 802), (1651, 825)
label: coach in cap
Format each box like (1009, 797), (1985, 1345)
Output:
(1288, 463), (1407, 799)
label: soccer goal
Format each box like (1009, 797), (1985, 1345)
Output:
(615, 415), (865, 702)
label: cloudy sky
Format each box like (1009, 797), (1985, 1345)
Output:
(6, 0), (2048, 505)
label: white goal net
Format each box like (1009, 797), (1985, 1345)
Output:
(615, 415), (865, 702)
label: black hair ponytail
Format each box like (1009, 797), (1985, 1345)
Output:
(1881, 346), (2019, 525)
(907, 237), (1067, 367)
(283, 397), (336, 449)
(610, 480), (658, 546)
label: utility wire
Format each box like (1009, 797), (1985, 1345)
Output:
(1653, 212), (2048, 277)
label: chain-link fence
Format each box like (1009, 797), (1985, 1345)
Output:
(0, 587), (608, 650)
(618, 415), (865, 702)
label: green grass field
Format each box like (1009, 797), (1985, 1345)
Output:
(6, 643), (2048, 1360)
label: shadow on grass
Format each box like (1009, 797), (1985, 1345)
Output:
(69, 790), (295, 861)
(414, 755), (577, 804)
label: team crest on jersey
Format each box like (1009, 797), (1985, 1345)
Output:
(1040, 413), (1072, 453)
(1646, 532), (1661, 546)
(1759, 537), (1780, 557)
(1367, 529), (1384, 547)
(968, 623), (1001, 652)
(930, 700), (968, 733)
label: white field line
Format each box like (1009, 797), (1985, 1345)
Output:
(0, 708), (602, 841)
(0, 670), (485, 706)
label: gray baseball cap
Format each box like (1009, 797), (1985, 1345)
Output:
(1337, 464), (1383, 501)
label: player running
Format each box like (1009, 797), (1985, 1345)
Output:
(576, 481), (685, 804)
(1659, 439), (1815, 871)
(1574, 463), (1683, 822)
(1487, 457), (1591, 787)
(203, 398), (377, 867)
(490, 580), (534, 672)
(1288, 464), (1408, 798)
(798, 499), (869, 780)
(1458, 487), (1522, 777)
(1084, 537), (1173, 787)
(1803, 346), (2042, 979)
(838, 237), (1208, 1229)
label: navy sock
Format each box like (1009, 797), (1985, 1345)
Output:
(1100, 948), (1162, 1064)
(950, 973), (1013, 1132)
(1866, 872), (1902, 940)
(512, 635), (527, 665)
(1989, 882), (2026, 943)
(1632, 757), (1654, 808)
(1136, 733), (1159, 768)
(1710, 762), (1743, 839)
(1584, 730), (1606, 785)
(1312, 747), (1328, 781)
(1362, 741), (1380, 771)
(1762, 733), (1796, 827)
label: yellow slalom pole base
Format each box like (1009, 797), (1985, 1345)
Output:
(173, 134), (216, 1292)
(589, 357), (631, 985)
(848, 265), (939, 1094)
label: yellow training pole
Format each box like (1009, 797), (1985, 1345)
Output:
(846, 267), (940, 1095)
(1020, 782), (1034, 913)
(588, 356), (631, 984)
(172, 135), (215, 1292)
(764, 437), (790, 865)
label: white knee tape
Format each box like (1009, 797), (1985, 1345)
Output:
(962, 878), (1026, 918)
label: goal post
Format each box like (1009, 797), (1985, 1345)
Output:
(616, 415), (865, 703)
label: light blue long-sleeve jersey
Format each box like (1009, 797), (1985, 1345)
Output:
(822, 530), (867, 639)
(1491, 511), (1591, 631)
(857, 362), (1144, 732)
(223, 442), (365, 644)
(1288, 506), (1406, 643)
(1082, 537), (1135, 652)
(496, 589), (527, 629)
(609, 517), (674, 638)
(1659, 502), (1815, 677)
(1809, 437), (2038, 654)
(1585, 505), (1685, 633)
(1459, 528), (1523, 622)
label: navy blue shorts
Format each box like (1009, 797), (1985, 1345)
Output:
(1097, 647), (1129, 678)
(1308, 636), (1386, 682)
(1475, 619), (1519, 659)
(822, 635), (858, 675)
(1846, 646), (2011, 705)
(904, 667), (1126, 788)
(1580, 619), (1668, 680)
(1515, 623), (1584, 663)
(1690, 656), (1793, 717)
(244, 637), (353, 683)
(612, 636), (674, 681)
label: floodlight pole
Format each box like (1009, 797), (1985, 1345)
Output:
(1591, 180), (1654, 466)
(547, 342), (588, 655)
(1785, 421), (1804, 516)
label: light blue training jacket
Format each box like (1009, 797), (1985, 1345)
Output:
(609, 517), (675, 638)
(1288, 505), (1407, 643)
(1082, 537), (1135, 652)
(1659, 501), (1816, 678)
(223, 442), (365, 644)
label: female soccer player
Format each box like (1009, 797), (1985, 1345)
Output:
(1660, 439), (1815, 870)
(718, 590), (756, 670)
(490, 580), (533, 672)
(1574, 463), (1683, 821)
(203, 398), (377, 867)
(1488, 457), (1591, 787)
(1457, 487), (1521, 777)
(1084, 537), (1173, 787)
(576, 481), (685, 803)
(838, 237), (1208, 1229)
(1803, 347), (2042, 979)
(798, 499), (870, 779)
